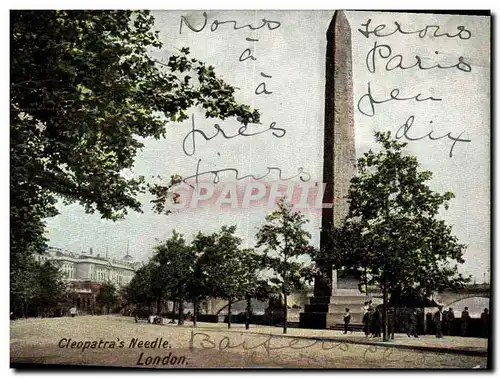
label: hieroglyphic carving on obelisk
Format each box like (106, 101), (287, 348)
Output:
(314, 10), (356, 298)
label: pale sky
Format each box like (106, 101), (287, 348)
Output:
(46, 11), (490, 283)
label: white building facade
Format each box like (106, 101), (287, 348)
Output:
(34, 247), (138, 288)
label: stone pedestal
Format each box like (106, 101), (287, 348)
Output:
(300, 271), (369, 329)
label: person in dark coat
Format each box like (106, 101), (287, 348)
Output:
(434, 306), (444, 338)
(388, 307), (396, 339)
(407, 308), (419, 338)
(461, 307), (470, 337)
(445, 307), (455, 335)
(371, 306), (382, 337)
(480, 308), (489, 338)
(362, 306), (372, 337)
(343, 308), (352, 334)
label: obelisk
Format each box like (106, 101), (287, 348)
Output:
(299, 10), (360, 329)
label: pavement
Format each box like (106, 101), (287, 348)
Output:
(10, 316), (489, 368)
(185, 321), (489, 356)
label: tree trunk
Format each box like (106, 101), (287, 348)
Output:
(193, 298), (198, 327)
(178, 292), (184, 325)
(283, 291), (288, 334)
(227, 299), (232, 329)
(245, 295), (251, 330)
(171, 300), (177, 322)
(156, 296), (162, 315)
(382, 282), (389, 341)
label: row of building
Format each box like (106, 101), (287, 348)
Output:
(33, 247), (143, 314)
(34, 246), (141, 288)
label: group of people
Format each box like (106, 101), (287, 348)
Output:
(345, 301), (490, 339)
(359, 304), (419, 339)
(433, 306), (489, 338)
(433, 306), (460, 337)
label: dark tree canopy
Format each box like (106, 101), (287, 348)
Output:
(11, 257), (67, 317)
(11, 10), (259, 264)
(126, 262), (160, 307)
(96, 282), (119, 313)
(341, 132), (468, 295)
(326, 132), (469, 340)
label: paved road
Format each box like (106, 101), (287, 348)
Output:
(10, 316), (489, 369)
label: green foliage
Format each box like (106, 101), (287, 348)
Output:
(322, 131), (469, 341)
(256, 199), (315, 294)
(10, 10), (259, 268)
(322, 132), (469, 340)
(152, 231), (196, 306)
(125, 262), (160, 307)
(192, 226), (248, 302)
(256, 199), (315, 333)
(97, 282), (119, 313)
(36, 260), (67, 309)
(125, 226), (273, 327)
(337, 131), (469, 295)
(10, 256), (66, 317)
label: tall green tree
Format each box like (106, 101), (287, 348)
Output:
(35, 260), (67, 315)
(152, 231), (196, 325)
(191, 228), (274, 329)
(126, 262), (161, 312)
(238, 249), (274, 330)
(336, 132), (469, 341)
(97, 282), (119, 314)
(256, 199), (315, 334)
(191, 226), (247, 329)
(11, 257), (42, 317)
(10, 10), (259, 268)
(11, 257), (66, 317)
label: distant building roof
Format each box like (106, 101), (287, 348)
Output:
(42, 246), (142, 269)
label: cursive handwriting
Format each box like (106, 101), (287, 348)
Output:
(180, 12), (281, 34)
(182, 159), (312, 187)
(359, 19), (472, 40)
(182, 114), (286, 156)
(358, 82), (442, 117)
(366, 42), (472, 73)
(395, 115), (471, 157)
(189, 332), (349, 355)
(189, 331), (440, 367)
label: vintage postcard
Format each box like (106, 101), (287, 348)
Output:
(10, 9), (490, 369)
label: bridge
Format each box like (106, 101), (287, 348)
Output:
(431, 287), (489, 308)
(207, 285), (490, 315)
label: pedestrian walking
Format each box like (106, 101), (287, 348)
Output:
(434, 306), (444, 338)
(445, 307), (455, 335)
(343, 308), (352, 334)
(461, 307), (470, 337)
(480, 308), (489, 338)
